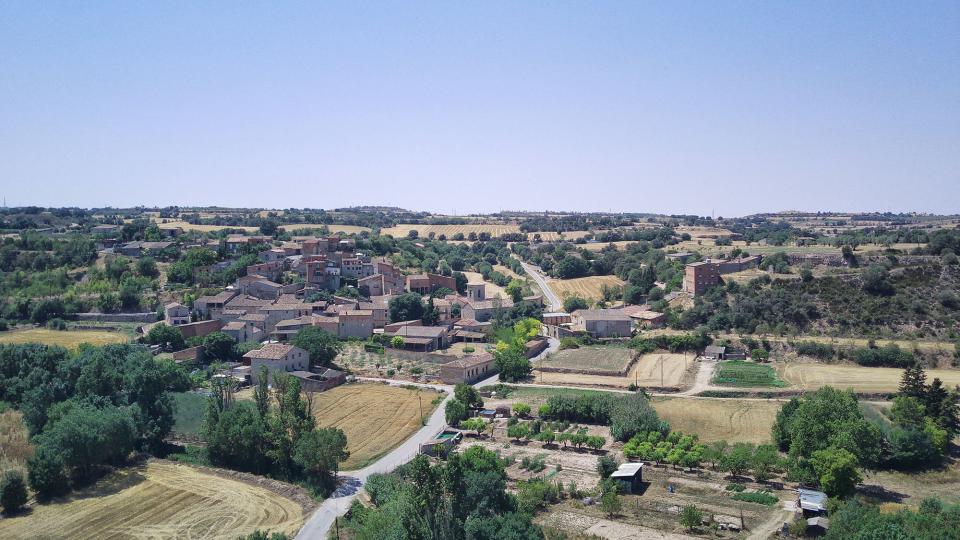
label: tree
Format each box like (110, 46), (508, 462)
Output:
(563, 295), (589, 313)
(27, 445), (69, 500)
(507, 423), (530, 442)
(751, 444), (779, 482)
(202, 331), (237, 362)
(0, 470), (27, 514)
(146, 323), (185, 350)
(388, 292), (425, 323)
(899, 364), (928, 399)
(810, 447), (862, 498)
(750, 348), (770, 362)
(495, 348), (532, 383)
(291, 326), (343, 368)
(137, 256), (159, 278)
(512, 403), (531, 417)
(445, 399), (469, 427)
(460, 417), (487, 437)
(505, 280), (524, 302)
(721, 443), (754, 478)
(890, 396), (926, 427)
(680, 505), (703, 531)
(293, 427), (350, 483)
(600, 491), (621, 517)
(597, 455), (620, 478)
(97, 291), (120, 313)
(455, 384), (484, 408)
(421, 296), (440, 326)
(862, 264), (894, 295)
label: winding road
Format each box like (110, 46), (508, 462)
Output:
(519, 260), (563, 311)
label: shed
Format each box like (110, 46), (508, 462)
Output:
(797, 488), (828, 514)
(610, 462), (644, 493)
(703, 345), (726, 360)
(806, 517), (830, 536)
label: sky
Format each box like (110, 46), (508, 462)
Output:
(1, 1), (958, 217)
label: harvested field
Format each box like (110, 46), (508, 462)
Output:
(533, 230), (597, 242)
(0, 328), (128, 349)
(0, 461), (306, 539)
(493, 264), (523, 280)
(536, 352), (689, 389)
(153, 219), (258, 233)
(382, 223), (521, 239)
(0, 410), (32, 478)
(580, 241), (637, 251)
(778, 362), (960, 393)
(547, 275), (625, 303)
(650, 397), (782, 444)
(310, 383), (441, 470)
(278, 223), (370, 234)
(718, 333), (957, 353)
(542, 346), (634, 373)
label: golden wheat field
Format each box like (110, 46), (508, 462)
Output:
(279, 223), (371, 234)
(309, 383), (440, 470)
(0, 461), (306, 539)
(151, 219), (259, 233)
(650, 397), (782, 444)
(0, 328), (128, 350)
(547, 275), (625, 302)
(777, 362), (960, 393)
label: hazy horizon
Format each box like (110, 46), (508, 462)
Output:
(2, 2), (958, 216)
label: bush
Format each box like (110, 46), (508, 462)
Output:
(0, 470), (28, 514)
(732, 491), (778, 505)
(46, 318), (68, 330)
(559, 337), (580, 350)
(794, 341), (835, 360)
(512, 403), (532, 417)
(725, 483), (746, 492)
(597, 455), (620, 478)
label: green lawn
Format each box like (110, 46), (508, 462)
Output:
(171, 392), (208, 436)
(712, 361), (786, 388)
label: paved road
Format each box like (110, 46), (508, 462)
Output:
(519, 260), (562, 311)
(295, 382), (454, 539)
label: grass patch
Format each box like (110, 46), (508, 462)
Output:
(171, 392), (209, 437)
(732, 491), (779, 506)
(713, 361), (786, 388)
(0, 327), (128, 349)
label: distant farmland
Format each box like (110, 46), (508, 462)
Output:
(0, 328), (128, 349)
(778, 363), (960, 393)
(279, 223), (371, 234)
(651, 397), (781, 444)
(381, 223), (521, 238)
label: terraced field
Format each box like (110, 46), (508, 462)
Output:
(0, 461), (306, 539)
(0, 328), (129, 349)
(777, 362), (960, 393)
(310, 383), (441, 470)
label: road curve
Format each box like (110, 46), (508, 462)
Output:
(519, 260), (563, 312)
(295, 381), (453, 539)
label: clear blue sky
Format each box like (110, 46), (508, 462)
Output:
(1, 1), (958, 216)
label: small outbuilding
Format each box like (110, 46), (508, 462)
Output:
(797, 488), (828, 515)
(703, 345), (726, 360)
(610, 462), (644, 494)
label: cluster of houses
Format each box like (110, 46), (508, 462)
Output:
(159, 234), (541, 388)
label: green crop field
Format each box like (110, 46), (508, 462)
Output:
(712, 361), (786, 388)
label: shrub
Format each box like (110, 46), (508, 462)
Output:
(512, 403), (532, 417)
(725, 483), (746, 492)
(597, 455), (620, 478)
(1, 470), (28, 514)
(732, 491), (778, 506)
(559, 337), (580, 350)
(680, 505), (703, 531)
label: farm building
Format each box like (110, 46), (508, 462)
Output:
(683, 261), (721, 296)
(611, 462), (644, 494)
(243, 343), (310, 384)
(797, 488), (828, 514)
(388, 325), (450, 351)
(571, 309), (632, 338)
(543, 312), (572, 326)
(164, 302), (190, 326)
(703, 345), (726, 360)
(440, 353), (496, 384)
(290, 368), (346, 392)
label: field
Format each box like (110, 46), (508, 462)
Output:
(580, 240), (637, 251)
(650, 396), (782, 444)
(278, 223), (371, 234)
(309, 383), (441, 470)
(712, 360), (786, 387)
(381, 223), (521, 239)
(152, 219), (259, 233)
(0, 328), (128, 349)
(536, 352), (689, 389)
(0, 461), (306, 539)
(0, 410), (32, 477)
(717, 333), (958, 354)
(778, 362), (960, 393)
(541, 346), (634, 373)
(546, 275), (625, 302)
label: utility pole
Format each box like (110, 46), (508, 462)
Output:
(660, 355), (664, 388)
(418, 394), (423, 424)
